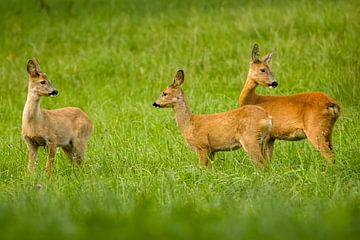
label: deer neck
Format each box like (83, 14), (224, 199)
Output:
(22, 91), (42, 127)
(239, 71), (259, 106)
(172, 90), (193, 136)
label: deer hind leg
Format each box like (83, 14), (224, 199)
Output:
(72, 139), (87, 166)
(306, 128), (335, 164)
(25, 137), (38, 171)
(264, 139), (275, 161)
(305, 115), (336, 163)
(71, 125), (92, 166)
(240, 137), (266, 167)
(197, 148), (213, 169)
(304, 107), (338, 163)
(45, 143), (57, 175)
(61, 144), (76, 164)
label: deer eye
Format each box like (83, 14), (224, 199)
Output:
(260, 69), (266, 73)
(40, 80), (46, 85)
(163, 92), (168, 96)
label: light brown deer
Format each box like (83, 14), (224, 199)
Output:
(239, 44), (340, 163)
(153, 70), (273, 168)
(22, 58), (93, 174)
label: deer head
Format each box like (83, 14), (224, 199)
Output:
(248, 44), (278, 88)
(153, 70), (185, 108)
(27, 58), (58, 97)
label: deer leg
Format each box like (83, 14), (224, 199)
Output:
(45, 143), (57, 175)
(306, 129), (335, 164)
(265, 139), (275, 161)
(321, 131), (335, 163)
(209, 151), (216, 162)
(197, 149), (212, 169)
(62, 145), (75, 163)
(25, 137), (38, 171)
(240, 138), (266, 167)
(73, 139), (86, 166)
(304, 110), (338, 164)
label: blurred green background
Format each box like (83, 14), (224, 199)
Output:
(0, 0), (359, 239)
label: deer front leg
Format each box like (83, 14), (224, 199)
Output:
(197, 149), (213, 169)
(45, 143), (57, 175)
(25, 137), (38, 171)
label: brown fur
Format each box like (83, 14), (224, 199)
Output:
(239, 44), (340, 163)
(22, 58), (93, 174)
(153, 70), (273, 168)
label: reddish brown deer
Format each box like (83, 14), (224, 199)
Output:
(22, 58), (93, 174)
(239, 44), (340, 163)
(153, 70), (273, 168)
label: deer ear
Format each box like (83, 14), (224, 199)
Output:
(27, 58), (41, 77)
(252, 44), (260, 63)
(263, 52), (275, 65)
(172, 70), (184, 87)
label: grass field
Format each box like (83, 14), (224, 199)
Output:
(0, 0), (359, 239)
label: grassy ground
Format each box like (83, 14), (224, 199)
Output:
(0, 0), (359, 239)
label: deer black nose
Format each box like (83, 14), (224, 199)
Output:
(153, 102), (160, 108)
(50, 89), (58, 96)
(271, 81), (278, 88)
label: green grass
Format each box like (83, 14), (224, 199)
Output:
(0, 0), (360, 239)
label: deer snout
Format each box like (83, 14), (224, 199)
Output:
(153, 102), (161, 108)
(49, 89), (58, 97)
(268, 81), (278, 89)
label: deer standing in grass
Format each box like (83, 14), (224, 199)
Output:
(239, 44), (340, 163)
(153, 70), (273, 168)
(22, 58), (93, 174)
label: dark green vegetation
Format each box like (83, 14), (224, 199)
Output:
(0, 0), (359, 239)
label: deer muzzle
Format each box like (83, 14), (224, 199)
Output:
(49, 89), (58, 97)
(152, 102), (161, 108)
(268, 81), (278, 89)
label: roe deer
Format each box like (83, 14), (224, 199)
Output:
(22, 58), (93, 174)
(239, 44), (340, 163)
(153, 70), (273, 168)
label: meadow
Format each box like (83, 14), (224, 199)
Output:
(0, 0), (359, 239)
